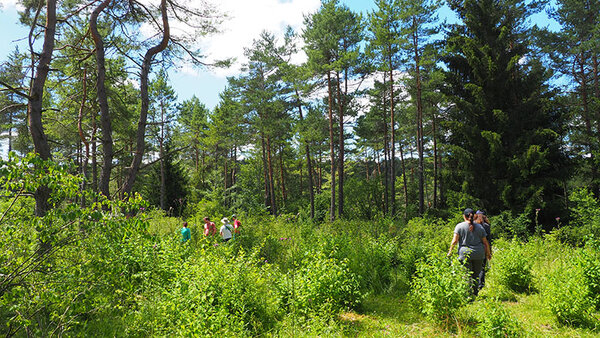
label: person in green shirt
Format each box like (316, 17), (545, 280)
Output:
(181, 221), (191, 242)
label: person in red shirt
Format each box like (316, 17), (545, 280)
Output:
(203, 217), (217, 236)
(231, 214), (241, 235)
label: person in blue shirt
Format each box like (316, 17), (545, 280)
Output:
(181, 221), (191, 242)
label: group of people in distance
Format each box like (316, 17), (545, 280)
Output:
(180, 214), (241, 243)
(447, 208), (493, 296)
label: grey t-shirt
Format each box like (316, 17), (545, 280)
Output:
(454, 221), (486, 260)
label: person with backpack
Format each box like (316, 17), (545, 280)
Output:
(220, 217), (234, 242)
(447, 208), (492, 296)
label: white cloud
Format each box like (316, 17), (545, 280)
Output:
(0, 0), (17, 8)
(168, 0), (320, 78)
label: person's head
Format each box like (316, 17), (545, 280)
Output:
(182, 221), (188, 228)
(231, 214), (237, 220)
(221, 217), (229, 224)
(476, 209), (491, 224)
(463, 208), (475, 231)
(203, 217), (210, 223)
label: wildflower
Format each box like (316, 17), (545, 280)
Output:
(213, 243), (219, 247)
(555, 217), (560, 221)
(264, 259), (268, 263)
(535, 208), (541, 212)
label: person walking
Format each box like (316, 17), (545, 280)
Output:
(180, 221), (191, 242)
(231, 214), (241, 236)
(447, 208), (492, 296)
(220, 217), (234, 242)
(203, 217), (217, 236)
(475, 210), (492, 289)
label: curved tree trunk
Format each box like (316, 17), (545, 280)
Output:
(28, 0), (57, 216)
(122, 0), (170, 196)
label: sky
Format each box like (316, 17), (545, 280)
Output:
(0, 0), (559, 111)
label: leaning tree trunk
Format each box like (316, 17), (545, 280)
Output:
(28, 0), (57, 216)
(90, 0), (114, 199)
(122, 0), (169, 196)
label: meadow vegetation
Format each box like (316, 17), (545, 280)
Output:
(1, 156), (600, 336)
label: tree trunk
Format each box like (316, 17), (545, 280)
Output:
(399, 142), (408, 218)
(159, 103), (166, 211)
(122, 0), (169, 196)
(327, 71), (336, 221)
(28, 0), (57, 216)
(260, 132), (270, 210)
(296, 90), (315, 218)
(266, 136), (277, 215)
(388, 57), (397, 217)
(77, 69), (90, 207)
(90, 0), (114, 199)
(337, 72), (345, 218)
(91, 108), (98, 195)
(432, 109), (439, 209)
(383, 84), (389, 215)
(279, 144), (287, 205)
(413, 21), (425, 215)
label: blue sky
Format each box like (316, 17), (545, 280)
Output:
(0, 0), (558, 110)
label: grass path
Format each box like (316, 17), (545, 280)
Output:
(337, 293), (599, 337)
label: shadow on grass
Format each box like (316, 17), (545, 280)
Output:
(337, 293), (458, 337)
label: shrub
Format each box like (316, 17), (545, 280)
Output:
(277, 253), (362, 317)
(579, 237), (600, 310)
(488, 240), (533, 293)
(540, 257), (595, 327)
(411, 254), (470, 323)
(476, 301), (522, 338)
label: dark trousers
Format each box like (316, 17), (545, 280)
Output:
(479, 258), (488, 289)
(461, 258), (484, 296)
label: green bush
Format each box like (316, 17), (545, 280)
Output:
(488, 240), (533, 293)
(277, 252), (363, 317)
(411, 254), (470, 323)
(540, 257), (596, 328)
(476, 301), (522, 337)
(579, 237), (600, 310)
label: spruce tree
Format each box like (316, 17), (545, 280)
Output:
(442, 0), (568, 217)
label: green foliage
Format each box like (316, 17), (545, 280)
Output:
(579, 238), (600, 310)
(560, 188), (600, 245)
(411, 254), (470, 323)
(490, 211), (531, 240)
(278, 253), (362, 317)
(487, 239), (533, 293)
(540, 256), (596, 328)
(476, 300), (522, 338)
